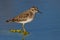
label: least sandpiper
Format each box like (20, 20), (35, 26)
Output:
(6, 6), (41, 32)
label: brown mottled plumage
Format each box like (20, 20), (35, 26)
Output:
(6, 12), (33, 22)
(6, 6), (41, 32)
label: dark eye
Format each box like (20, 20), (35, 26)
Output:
(34, 8), (37, 10)
(32, 9), (34, 11)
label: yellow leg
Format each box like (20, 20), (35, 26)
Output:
(22, 23), (26, 32)
(22, 23), (29, 36)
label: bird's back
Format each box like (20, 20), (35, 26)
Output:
(6, 10), (35, 23)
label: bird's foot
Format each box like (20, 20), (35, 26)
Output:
(10, 29), (30, 40)
(22, 31), (29, 36)
(9, 29), (30, 35)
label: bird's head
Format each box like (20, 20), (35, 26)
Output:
(29, 6), (42, 14)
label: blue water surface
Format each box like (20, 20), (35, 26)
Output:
(0, 0), (60, 40)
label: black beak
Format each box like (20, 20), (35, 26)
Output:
(38, 10), (42, 14)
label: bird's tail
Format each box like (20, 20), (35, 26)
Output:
(6, 19), (12, 23)
(6, 18), (15, 23)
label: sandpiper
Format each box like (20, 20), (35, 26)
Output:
(6, 6), (41, 32)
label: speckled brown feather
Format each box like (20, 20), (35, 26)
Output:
(6, 6), (39, 23)
(8, 11), (34, 22)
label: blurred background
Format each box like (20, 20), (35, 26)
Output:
(0, 0), (60, 40)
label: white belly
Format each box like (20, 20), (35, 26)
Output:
(18, 18), (33, 24)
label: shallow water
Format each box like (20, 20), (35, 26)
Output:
(0, 0), (60, 40)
